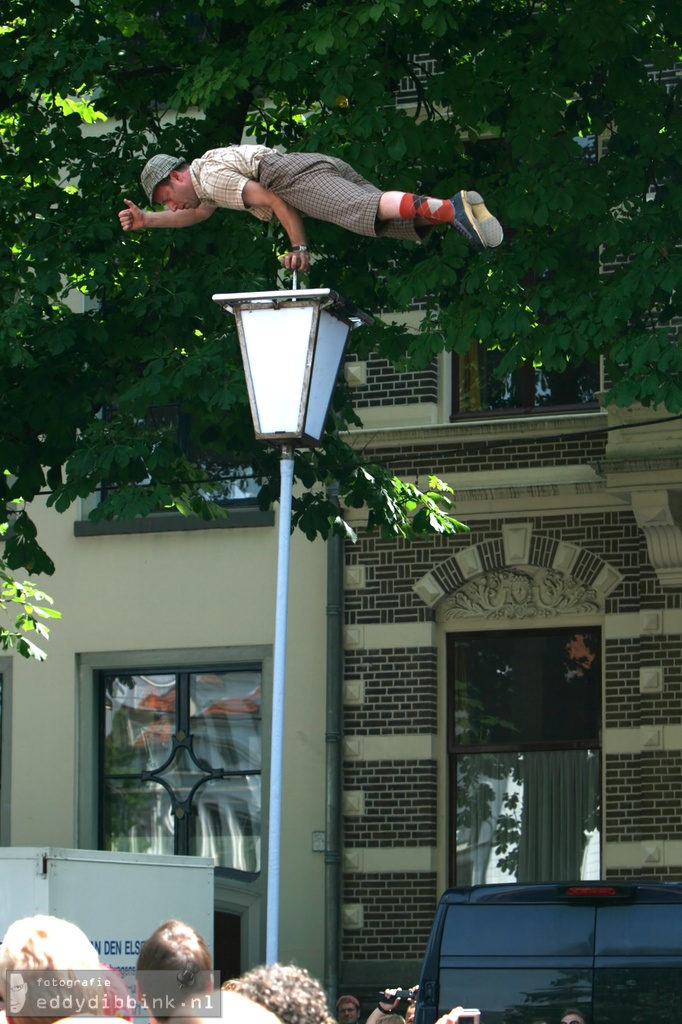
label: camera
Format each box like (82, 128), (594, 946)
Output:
(377, 990), (416, 1002)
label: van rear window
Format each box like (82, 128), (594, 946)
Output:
(442, 904), (594, 956)
(437, 966), (681, 1024)
(438, 966), (591, 1024)
(596, 904), (682, 956)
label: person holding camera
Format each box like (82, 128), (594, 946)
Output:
(366, 987), (420, 1024)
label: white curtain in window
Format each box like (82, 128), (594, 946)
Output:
(517, 749), (600, 881)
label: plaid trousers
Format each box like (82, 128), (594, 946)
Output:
(259, 151), (422, 241)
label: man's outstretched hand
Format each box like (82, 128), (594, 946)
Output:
(118, 198), (146, 231)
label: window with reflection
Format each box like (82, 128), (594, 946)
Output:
(448, 628), (601, 884)
(100, 667), (262, 878)
(100, 403), (260, 507)
(145, 405), (260, 505)
(452, 342), (600, 417)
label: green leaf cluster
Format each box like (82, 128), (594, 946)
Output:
(1, 0), (682, 575)
(0, 524), (60, 660)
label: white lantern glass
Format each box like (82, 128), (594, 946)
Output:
(240, 305), (315, 437)
(212, 289), (373, 446)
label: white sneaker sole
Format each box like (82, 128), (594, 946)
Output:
(465, 190), (504, 248)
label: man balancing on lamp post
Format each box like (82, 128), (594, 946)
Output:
(117, 145), (504, 271)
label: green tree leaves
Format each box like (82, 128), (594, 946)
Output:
(0, 524), (60, 660)
(1, 0), (682, 580)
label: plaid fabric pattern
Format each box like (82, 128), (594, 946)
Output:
(189, 145), (273, 221)
(189, 146), (423, 240)
(260, 151), (422, 240)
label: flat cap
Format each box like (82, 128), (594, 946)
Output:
(141, 154), (186, 204)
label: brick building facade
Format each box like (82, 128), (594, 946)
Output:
(337, 352), (682, 1002)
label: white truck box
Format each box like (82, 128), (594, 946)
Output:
(0, 847), (214, 986)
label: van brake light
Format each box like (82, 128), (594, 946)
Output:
(561, 885), (628, 899)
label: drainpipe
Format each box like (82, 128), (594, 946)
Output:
(324, 483), (344, 1004)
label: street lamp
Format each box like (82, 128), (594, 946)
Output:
(212, 286), (373, 964)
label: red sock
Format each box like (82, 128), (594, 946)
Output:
(398, 193), (453, 224)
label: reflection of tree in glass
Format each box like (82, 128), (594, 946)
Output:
(493, 775), (522, 877)
(507, 968), (591, 1024)
(453, 638), (518, 745)
(455, 755), (499, 835)
(597, 966), (678, 1024)
(105, 675), (175, 772)
(454, 638), (519, 875)
(105, 676), (142, 773)
(103, 782), (156, 854)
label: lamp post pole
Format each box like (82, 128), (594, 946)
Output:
(266, 442), (294, 964)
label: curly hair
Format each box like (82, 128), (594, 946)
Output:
(232, 963), (330, 1024)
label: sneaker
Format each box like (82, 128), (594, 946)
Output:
(450, 190), (504, 250)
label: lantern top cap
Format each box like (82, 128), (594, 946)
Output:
(212, 288), (374, 327)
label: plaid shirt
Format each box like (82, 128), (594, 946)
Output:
(189, 145), (273, 221)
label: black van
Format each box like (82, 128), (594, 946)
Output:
(414, 882), (682, 1024)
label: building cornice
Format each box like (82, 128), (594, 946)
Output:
(342, 409), (609, 450)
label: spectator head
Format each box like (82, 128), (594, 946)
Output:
(137, 921), (211, 976)
(0, 915), (101, 1024)
(561, 1011), (586, 1024)
(336, 995), (361, 1024)
(136, 920), (212, 1023)
(233, 963), (330, 1024)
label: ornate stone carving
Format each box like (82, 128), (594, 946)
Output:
(439, 567), (600, 621)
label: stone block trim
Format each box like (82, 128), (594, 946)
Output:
(342, 760), (437, 846)
(343, 648), (437, 735)
(342, 872), (438, 959)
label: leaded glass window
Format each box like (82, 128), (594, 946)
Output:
(100, 667), (261, 879)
